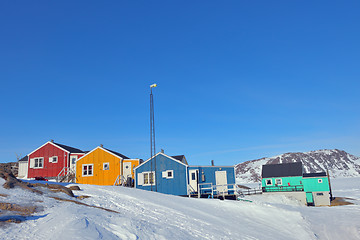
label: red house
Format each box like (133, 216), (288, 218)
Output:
(27, 140), (85, 179)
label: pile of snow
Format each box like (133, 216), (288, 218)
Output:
(0, 177), (359, 239)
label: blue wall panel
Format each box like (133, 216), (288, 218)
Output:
(188, 166), (235, 185)
(135, 154), (188, 196)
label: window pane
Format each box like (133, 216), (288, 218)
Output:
(168, 171), (172, 177)
(144, 173), (149, 184)
(149, 173), (154, 184)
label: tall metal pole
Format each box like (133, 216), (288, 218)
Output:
(150, 84), (157, 191)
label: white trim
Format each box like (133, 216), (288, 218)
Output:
(275, 178), (282, 186)
(162, 170), (174, 179)
(103, 162), (110, 170)
(30, 157), (44, 169)
(82, 164), (94, 176)
(49, 156), (58, 163)
(133, 152), (188, 171)
(265, 179), (273, 186)
(76, 146), (124, 163)
(141, 171), (156, 186)
(28, 141), (70, 157)
(137, 173), (144, 185)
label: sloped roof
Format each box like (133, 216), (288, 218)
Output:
(262, 162), (303, 178)
(53, 142), (84, 153)
(303, 172), (327, 178)
(104, 148), (129, 159)
(19, 156), (28, 162)
(171, 155), (188, 165)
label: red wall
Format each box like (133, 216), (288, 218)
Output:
(28, 143), (68, 178)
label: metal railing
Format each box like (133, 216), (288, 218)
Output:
(197, 183), (236, 198)
(262, 185), (304, 192)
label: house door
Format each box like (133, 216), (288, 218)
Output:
(70, 156), (77, 173)
(306, 192), (314, 206)
(123, 162), (132, 179)
(189, 169), (198, 193)
(215, 171), (228, 194)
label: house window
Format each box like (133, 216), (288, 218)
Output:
(71, 157), (77, 165)
(162, 170), (174, 179)
(266, 179), (272, 186)
(82, 164), (93, 176)
(103, 163), (109, 170)
(192, 172), (196, 180)
(275, 178), (282, 185)
(316, 193), (324, 196)
(49, 156), (58, 163)
(143, 172), (155, 185)
(318, 179), (323, 183)
(30, 157), (44, 169)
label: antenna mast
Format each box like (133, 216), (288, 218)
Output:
(150, 83), (157, 191)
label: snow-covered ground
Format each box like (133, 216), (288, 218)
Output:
(0, 177), (359, 240)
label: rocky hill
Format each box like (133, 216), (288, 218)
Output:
(235, 149), (360, 183)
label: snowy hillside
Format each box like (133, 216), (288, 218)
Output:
(1, 177), (360, 239)
(236, 149), (360, 183)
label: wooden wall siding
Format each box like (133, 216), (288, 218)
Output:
(76, 148), (121, 186)
(262, 176), (303, 187)
(188, 166), (236, 186)
(135, 154), (188, 196)
(28, 143), (68, 178)
(302, 177), (330, 192)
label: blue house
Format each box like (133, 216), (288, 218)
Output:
(188, 166), (236, 198)
(134, 152), (188, 196)
(134, 151), (236, 199)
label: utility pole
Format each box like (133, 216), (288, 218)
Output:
(150, 83), (157, 191)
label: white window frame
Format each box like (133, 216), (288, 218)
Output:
(142, 171), (155, 186)
(103, 162), (110, 170)
(49, 156), (58, 163)
(71, 156), (77, 165)
(318, 179), (323, 183)
(31, 157), (44, 169)
(162, 170), (174, 179)
(265, 179), (273, 186)
(82, 164), (94, 176)
(275, 178), (282, 186)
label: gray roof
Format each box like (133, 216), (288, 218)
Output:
(303, 172), (327, 178)
(262, 162), (303, 178)
(171, 155), (188, 165)
(104, 148), (129, 159)
(19, 156), (28, 162)
(53, 142), (84, 153)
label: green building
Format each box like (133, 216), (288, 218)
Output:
(261, 162), (331, 206)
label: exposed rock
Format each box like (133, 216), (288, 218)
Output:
(236, 149), (360, 183)
(69, 186), (81, 191)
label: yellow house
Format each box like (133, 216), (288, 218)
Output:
(75, 146), (141, 186)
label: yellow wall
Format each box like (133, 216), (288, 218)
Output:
(76, 148), (121, 185)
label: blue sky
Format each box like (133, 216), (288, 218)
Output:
(1, 1), (359, 165)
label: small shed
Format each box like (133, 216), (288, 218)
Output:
(188, 166), (236, 198)
(18, 156), (28, 178)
